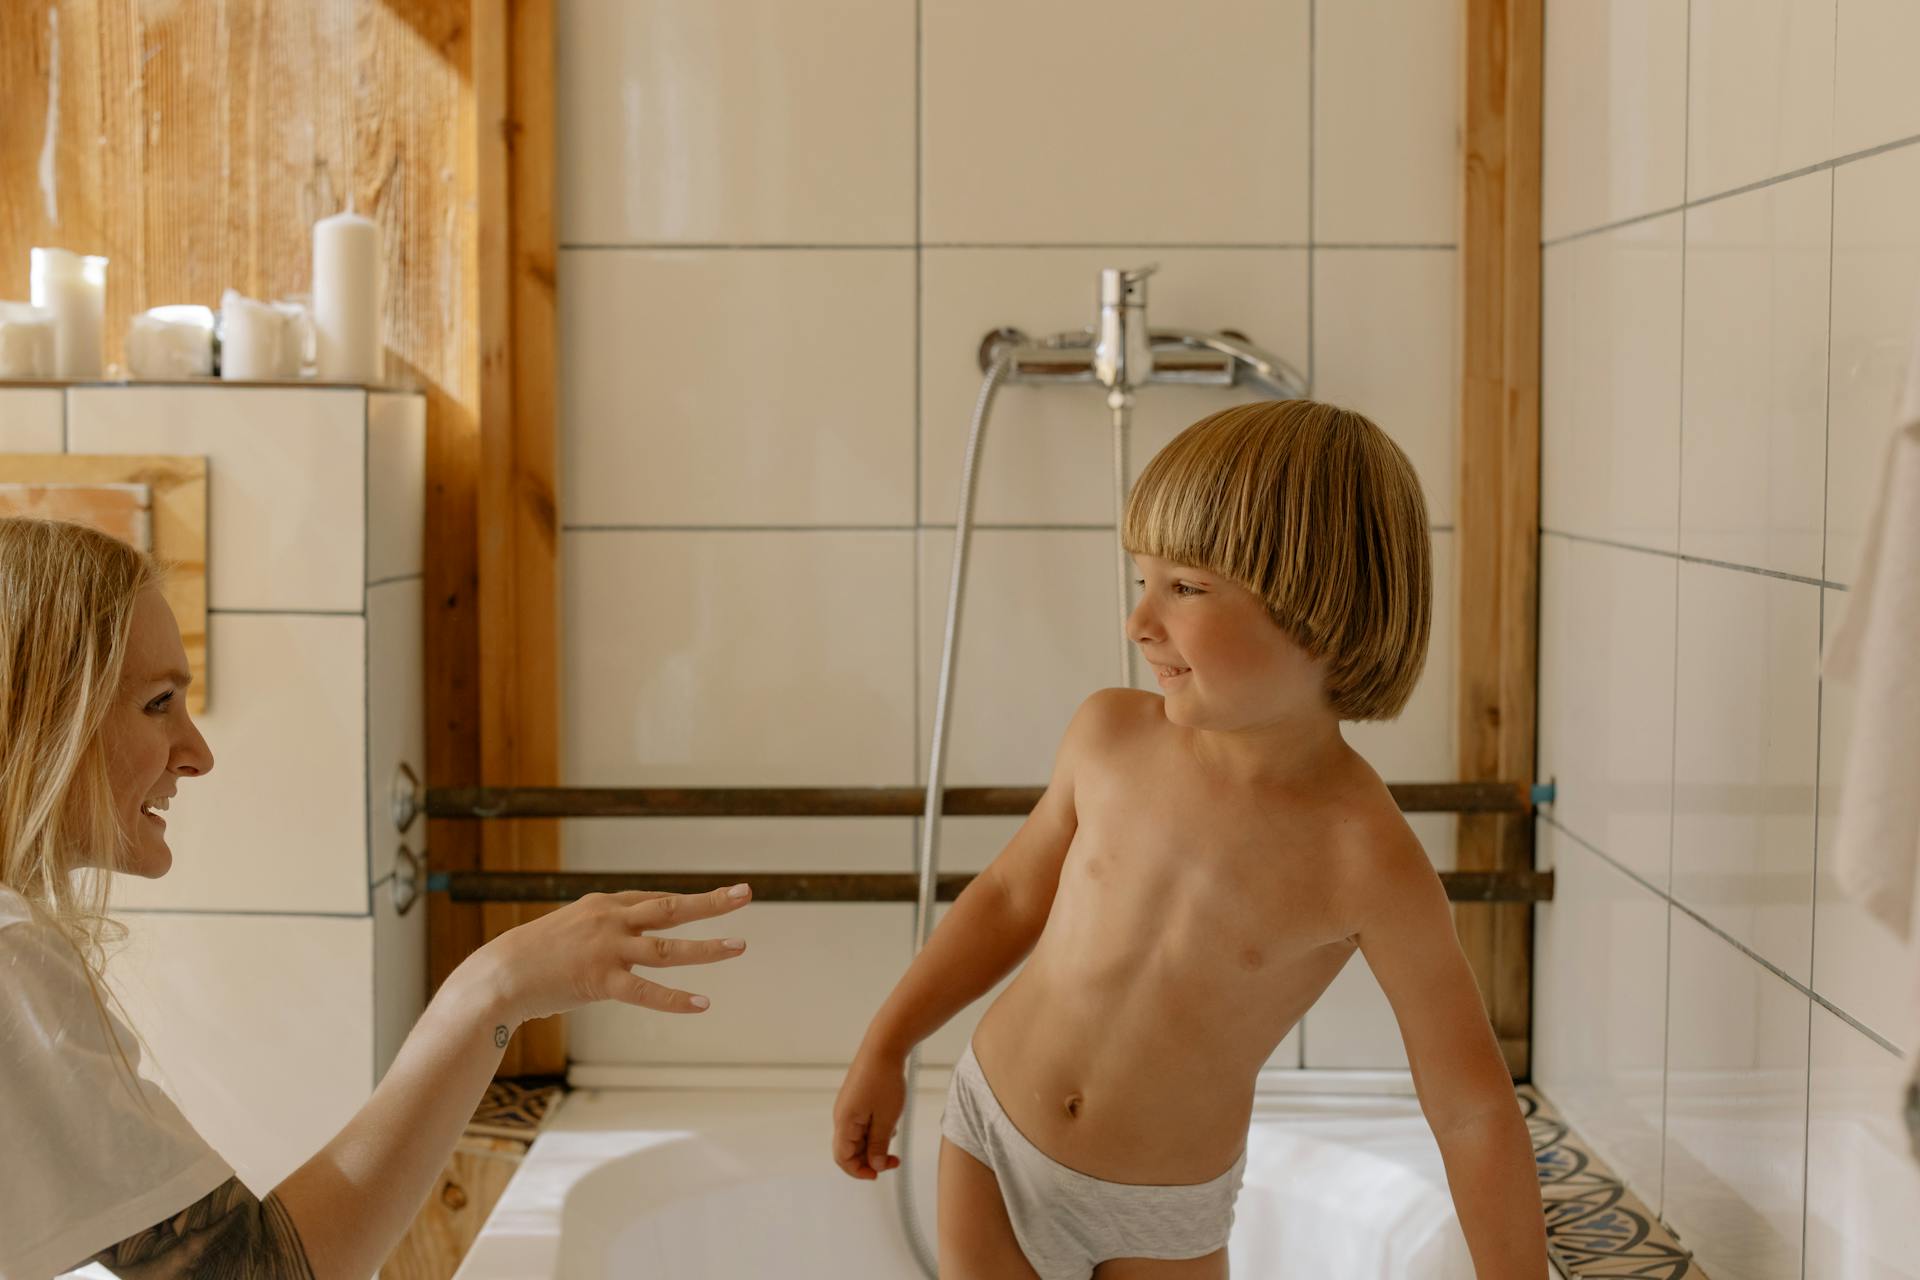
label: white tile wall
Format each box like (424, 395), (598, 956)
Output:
(1301, 949), (1407, 1070)
(108, 910), (375, 1193)
(0, 388), (63, 452)
(559, 249), (916, 527)
(67, 387), (369, 612)
(1542, 0), (1688, 241)
(1685, 0), (1836, 201)
(1533, 823), (1670, 1213)
(1670, 564), (1820, 984)
(111, 612), (370, 916)
(1536, 536), (1677, 890)
(921, 0), (1310, 244)
(1540, 215), (1684, 551)
(1827, 144), (1920, 586)
(563, 530), (917, 785)
(1313, 0), (1461, 245)
(1833, 0), (1920, 155)
(556, 0), (916, 246)
(919, 248), (1309, 527)
(1662, 909), (1809, 1280)
(367, 579), (424, 885)
(366, 392), (426, 583)
(1680, 172), (1831, 581)
(1803, 1004), (1920, 1278)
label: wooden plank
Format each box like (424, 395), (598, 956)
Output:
(1458, 0), (1543, 1081)
(474, 0), (563, 1077)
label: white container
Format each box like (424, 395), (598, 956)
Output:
(313, 211), (381, 383)
(0, 302), (55, 378)
(126, 305), (215, 379)
(219, 290), (302, 381)
(29, 247), (107, 379)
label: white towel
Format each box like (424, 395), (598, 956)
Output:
(1822, 338), (1920, 942)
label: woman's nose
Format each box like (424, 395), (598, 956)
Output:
(175, 713), (215, 777)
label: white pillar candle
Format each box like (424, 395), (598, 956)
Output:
(126, 305), (215, 379)
(29, 247), (107, 379)
(220, 290), (298, 381)
(0, 302), (56, 378)
(312, 211), (381, 383)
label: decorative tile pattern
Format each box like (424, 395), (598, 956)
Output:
(466, 1078), (567, 1144)
(1523, 1085), (1707, 1279)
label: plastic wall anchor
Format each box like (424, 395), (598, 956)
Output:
(1531, 780), (1557, 807)
(426, 871), (450, 893)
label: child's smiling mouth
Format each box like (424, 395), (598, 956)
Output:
(1152, 664), (1190, 683)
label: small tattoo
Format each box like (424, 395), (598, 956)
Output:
(494, 1024), (509, 1048)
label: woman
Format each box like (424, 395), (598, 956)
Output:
(0, 519), (751, 1278)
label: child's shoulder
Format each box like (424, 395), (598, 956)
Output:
(1052, 687), (1168, 770)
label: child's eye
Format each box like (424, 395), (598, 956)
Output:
(1173, 583), (1201, 596)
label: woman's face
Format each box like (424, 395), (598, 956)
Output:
(100, 587), (214, 877)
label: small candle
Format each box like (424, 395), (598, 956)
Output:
(220, 290), (299, 381)
(126, 305), (215, 379)
(0, 302), (55, 378)
(29, 247), (107, 379)
(313, 211), (381, 383)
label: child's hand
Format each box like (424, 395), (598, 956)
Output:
(832, 1049), (906, 1179)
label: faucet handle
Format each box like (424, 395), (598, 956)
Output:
(1100, 263), (1158, 306)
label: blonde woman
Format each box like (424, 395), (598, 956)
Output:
(0, 518), (752, 1279)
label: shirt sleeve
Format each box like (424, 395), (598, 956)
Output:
(0, 917), (233, 1280)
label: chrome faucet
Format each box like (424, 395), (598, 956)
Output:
(1093, 264), (1157, 397)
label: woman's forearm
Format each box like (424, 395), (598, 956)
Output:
(270, 948), (512, 1279)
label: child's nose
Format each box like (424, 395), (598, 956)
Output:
(1126, 594), (1161, 645)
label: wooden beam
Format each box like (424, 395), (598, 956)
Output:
(473, 0), (563, 1077)
(1457, 0), (1543, 1081)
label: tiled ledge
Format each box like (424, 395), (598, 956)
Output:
(1524, 1085), (1706, 1279)
(0, 376), (415, 392)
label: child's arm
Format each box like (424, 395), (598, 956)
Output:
(832, 690), (1121, 1179)
(1351, 821), (1549, 1280)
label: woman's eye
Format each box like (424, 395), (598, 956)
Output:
(146, 691), (173, 713)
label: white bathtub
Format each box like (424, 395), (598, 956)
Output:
(454, 1068), (1562, 1279)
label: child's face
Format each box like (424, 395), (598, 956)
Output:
(1127, 554), (1332, 730)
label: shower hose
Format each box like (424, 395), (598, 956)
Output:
(895, 357), (1136, 1277)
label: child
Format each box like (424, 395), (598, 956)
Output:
(831, 400), (1547, 1279)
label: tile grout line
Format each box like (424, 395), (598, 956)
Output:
(557, 241), (1455, 253)
(1540, 528), (1847, 591)
(1543, 130), (1920, 250)
(1543, 813), (1902, 1059)
(1661, 0), (1689, 1189)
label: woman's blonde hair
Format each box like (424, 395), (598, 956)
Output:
(0, 518), (160, 976)
(1122, 399), (1432, 721)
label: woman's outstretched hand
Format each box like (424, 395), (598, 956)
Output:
(475, 884), (753, 1031)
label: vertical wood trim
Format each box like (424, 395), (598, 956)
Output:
(1457, 0), (1542, 1081)
(474, 0), (563, 1077)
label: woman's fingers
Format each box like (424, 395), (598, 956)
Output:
(623, 934), (747, 968)
(623, 882), (752, 932)
(612, 970), (711, 1014)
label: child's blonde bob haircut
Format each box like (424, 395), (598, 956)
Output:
(1121, 399), (1432, 721)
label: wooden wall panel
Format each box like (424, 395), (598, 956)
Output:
(0, 0), (483, 1033)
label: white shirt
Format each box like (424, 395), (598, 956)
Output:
(0, 888), (231, 1280)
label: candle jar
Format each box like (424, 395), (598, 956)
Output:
(126, 305), (216, 379)
(219, 290), (302, 381)
(29, 248), (108, 379)
(0, 302), (56, 379)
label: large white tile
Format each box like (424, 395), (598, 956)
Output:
(1346, 532), (1457, 870)
(1834, 0), (1920, 154)
(67, 386), (369, 612)
(919, 248), (1309, 527)
(570, 904), (908, 1065)
(1532, 823), (1670, 1212)
(560, 250), (915, 527)
(1671, 564), (1819, 983)
(367, 579), (424, 884)
(1804, 1005), (1920, 1278)
(1686, 0), (1836, 200)
(556, 0), (915, 246)
(1536, 536), (1677, 889)
(1313, 0), (1460, 244)
(563, 530), (917, 786)
(366, 391), (425, 584)
(106, 911), (374, 1193)
(1828, 145), (1920, 586)
(1542, 0), (1689, 241)
(921, 0), (1310, 244)
(1301, 948), (1408, 1070)
(112, 613), (369, 916)
(373, 872), (427, 1082)
(1662, 909), (1809, 1280)
(917, 529), (1120, 787)
(1540, 216), (1684, 550)
(566, 817), (913, 879)
(1680, 172), (1832, 581)
(0, 387), (63, 451)
(1311, 249), (1458, 526)
(1813, 587), (1915, 1050)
